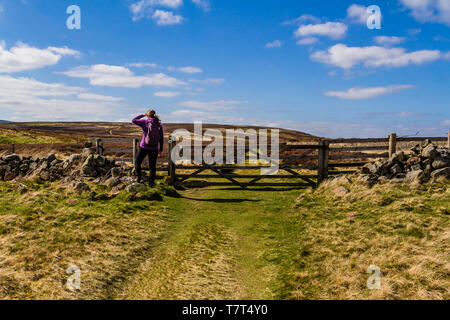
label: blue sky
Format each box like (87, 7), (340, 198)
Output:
(0, 0), (449, 138)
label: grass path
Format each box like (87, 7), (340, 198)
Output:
(122, 187), (303, 300)
(122, 180), (450, 300)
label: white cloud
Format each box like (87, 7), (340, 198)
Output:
(154, 91), (180, 97)
(0, 5), (4, 13)
(47, 46), (81, 57)
(346, 4), (370, 25)
(127, 62), (159, 68)
(294, 22), (348, 39)
(130, 0), (183, 21)
(369, 112), (428, 117)
(152, 9), (183, 25)
(311, 44), (443, 69)
(442, 120), (450, 126)
(188, 78), (225, 85)
(282, 14), (321, 26)
(444, 51), (450, 60)
(168, 66), (203, 73)
(265, 40), (282, 48)
(192, 0), (210, 12)
(0, 42), (80, 73)
(433, 35), (450, 41)
(0, 75), (125, 121)
(296, 37), (318, 45)
(60, 64), (186, 88)
(399, 0), (450, 26)
(146, 0), (183, 8)
(130, 0), (208, 23)
(374, 36), (407, 46)
(0, 75), (83, 97)
(77, 93), (124, 102)
(325, 85), (415, 100)
(178, 100), (247, 110)
(407, 28), (422, 36)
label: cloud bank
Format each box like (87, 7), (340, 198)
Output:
(0, 42), (80, 73)
(325, 85), (415, 100)
(311, 44), (443, 69)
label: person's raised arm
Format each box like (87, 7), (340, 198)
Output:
(132, 114), (146, 129)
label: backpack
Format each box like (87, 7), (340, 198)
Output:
(145, 120), (161, 148)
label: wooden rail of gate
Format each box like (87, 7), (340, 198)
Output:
(167, 140), (328, 188)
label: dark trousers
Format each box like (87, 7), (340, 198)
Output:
(135, 147), (158, 185)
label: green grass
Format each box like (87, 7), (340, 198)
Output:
(121, 178), (450, 300)
(0, 129), (74, 144)
(0, 181), (172, 299)
(123, 186), (304, 300)
(0, 177), (449, 300)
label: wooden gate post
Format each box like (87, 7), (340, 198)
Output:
(317, 140), (329, 186)
(99, 139), (103, 156)
(168, 138), (176, 186)
(389, 133), (397, 157)
(447, 131), (450, 149)
(95, 139), (101, 155)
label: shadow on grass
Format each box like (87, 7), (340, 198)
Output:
(182, 196), (261, 203)
(211, 187), (310, 192)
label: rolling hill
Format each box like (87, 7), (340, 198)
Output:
(0, 122), (319, 157)
(0, 121), (319, 144)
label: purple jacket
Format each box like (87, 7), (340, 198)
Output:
(132, 115), (164, 151)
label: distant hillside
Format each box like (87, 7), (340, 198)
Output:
(0, 120), (12, 123)
(0, 122), (320, 143)
(0, 122), (320, 157)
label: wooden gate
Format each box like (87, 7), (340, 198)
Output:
(167, 141), (329, 188)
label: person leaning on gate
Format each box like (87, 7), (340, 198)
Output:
(132, 109), (164, 186)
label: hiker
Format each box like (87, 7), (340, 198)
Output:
(132, 110), (164, 186)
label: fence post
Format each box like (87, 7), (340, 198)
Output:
(11, 144), (15, 154)
(132, 139), (138, 169)
(317, 140), (329, 186)
(95, 139), (100, 155)
(168, 138), (176, 186)
(448, 131), (450, 149)
(389, 133), (397, 157)
(98, 139), (103, 156)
